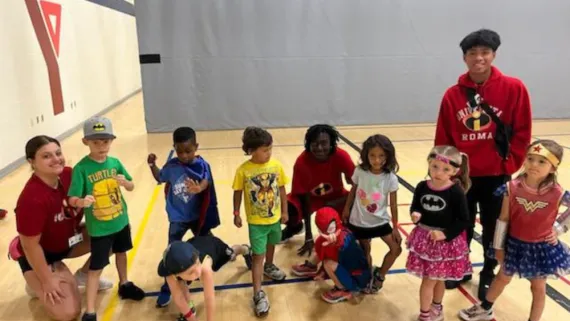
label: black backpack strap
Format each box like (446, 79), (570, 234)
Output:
(464, 87), (513, 160)
(465, 87), (504, 128)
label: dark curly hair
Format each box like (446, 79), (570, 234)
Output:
(304, 124), (339, 154)
(241, 126), (273, 155)
(359, 134), (399, 173)
(460, 29), (501, 54)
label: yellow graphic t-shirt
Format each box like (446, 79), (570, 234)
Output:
(232, 159), (288, 225)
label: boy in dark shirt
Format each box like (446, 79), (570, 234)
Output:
(158, 235), (252, 321)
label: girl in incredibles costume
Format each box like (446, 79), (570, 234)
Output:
(459, 139), (570, 321)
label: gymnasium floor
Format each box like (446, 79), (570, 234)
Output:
(1, 93), (570, 321)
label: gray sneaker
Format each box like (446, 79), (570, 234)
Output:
(264, 263), (286, 281)
(458, 304), (494, 321)
(253, 290), (270, 317)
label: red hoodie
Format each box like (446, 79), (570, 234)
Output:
(434, 66), (532, 177)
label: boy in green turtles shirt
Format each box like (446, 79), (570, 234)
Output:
(68, 116), (145, 321)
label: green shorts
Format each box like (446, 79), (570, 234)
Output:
(248, 222), (282, 255)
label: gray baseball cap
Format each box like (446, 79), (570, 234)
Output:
(83, 116), (116, 140)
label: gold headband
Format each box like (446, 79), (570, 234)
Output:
(528, 143), (560, 167)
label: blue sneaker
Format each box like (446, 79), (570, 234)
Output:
(156, 282), (171, 308)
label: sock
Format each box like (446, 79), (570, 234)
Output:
(432, 301), (442, 307)
(480, 299), (494, 310)
(420, 309), (430, 315)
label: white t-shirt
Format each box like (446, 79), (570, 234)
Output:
(348, 166), (399, 228)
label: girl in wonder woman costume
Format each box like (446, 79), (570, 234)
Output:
(459, 139), (570, 321)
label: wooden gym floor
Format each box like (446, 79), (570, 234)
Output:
(1, 93), (569, 321)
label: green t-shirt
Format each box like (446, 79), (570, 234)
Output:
(68, 156), (131, 237)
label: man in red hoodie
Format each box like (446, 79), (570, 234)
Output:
(434, 29), (532, 300)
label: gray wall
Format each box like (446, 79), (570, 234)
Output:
(135, 0), (570, 132)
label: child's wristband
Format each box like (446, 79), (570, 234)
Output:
(233, 210), (240, 216)
(183, 301), (196, 320)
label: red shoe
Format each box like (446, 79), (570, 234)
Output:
(321, 287), (352, 304)
(291, 260), (318, 277)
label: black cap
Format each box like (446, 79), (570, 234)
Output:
(157, 241), (199, 277)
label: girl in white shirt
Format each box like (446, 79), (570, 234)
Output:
(342, 134), (403, 293)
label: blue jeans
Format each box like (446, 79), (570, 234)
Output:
(168, 220), (211, 244)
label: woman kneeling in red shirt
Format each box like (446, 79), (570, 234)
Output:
(10, 136), (112, 321)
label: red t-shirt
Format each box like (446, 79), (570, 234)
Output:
(15, 167), (84, 253)
(288, 147), (355, 217)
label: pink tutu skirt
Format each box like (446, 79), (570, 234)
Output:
(405, 224), (472, 281)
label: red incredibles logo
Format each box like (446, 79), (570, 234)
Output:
(25, 0), (64, 116)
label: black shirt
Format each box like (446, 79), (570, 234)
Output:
(188, 235), (233, 271)
(410, 180), (469, 241)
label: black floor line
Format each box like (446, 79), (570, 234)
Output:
(338, 132), (570, 313)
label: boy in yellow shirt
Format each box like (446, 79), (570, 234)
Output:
(232, 127), (289, 317)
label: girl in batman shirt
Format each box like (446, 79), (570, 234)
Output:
(405, 145), (473, 321)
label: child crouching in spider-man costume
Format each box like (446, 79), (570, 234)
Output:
(311, 207), (373, 303)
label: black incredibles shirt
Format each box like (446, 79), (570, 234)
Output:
(410, 180), (470, 241)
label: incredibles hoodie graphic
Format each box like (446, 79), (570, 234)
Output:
(434, 66), (532, 177)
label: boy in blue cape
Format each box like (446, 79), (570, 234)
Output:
(148, 126), (221, 307)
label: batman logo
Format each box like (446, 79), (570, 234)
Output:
(420, 194), (446, 211)
(311, 182), (333, 196)
(93, 122), (106, 131)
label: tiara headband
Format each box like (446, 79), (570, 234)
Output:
(528, 143), (560, 167)
(429, 153), (459, 168)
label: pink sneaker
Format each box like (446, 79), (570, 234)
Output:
(8, 236), (23, 261)
(291, 260), (318, 277)
(431, 303), (443, 321)
(321, 287), (352, 304)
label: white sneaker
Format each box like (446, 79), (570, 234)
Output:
(458, 304), (494, 321)
(74, 270), (114, 291)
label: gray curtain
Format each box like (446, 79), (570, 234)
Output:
(135, 0), (570, 132)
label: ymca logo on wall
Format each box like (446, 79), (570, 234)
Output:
(24, 0), (64, 116)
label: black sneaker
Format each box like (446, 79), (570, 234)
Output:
(445, 274), (472, 289)
(118, 281), (145, 301)
(82, 312), (97, 321)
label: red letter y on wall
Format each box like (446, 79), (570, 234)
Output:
(25, 0), (64, 116)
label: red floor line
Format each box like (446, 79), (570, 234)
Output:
(558, 275), (570, 286)
(396, 225), (497, 321)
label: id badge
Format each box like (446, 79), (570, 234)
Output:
(68, 233), (83, 247)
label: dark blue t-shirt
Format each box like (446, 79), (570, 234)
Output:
(160, 156), (212, 222)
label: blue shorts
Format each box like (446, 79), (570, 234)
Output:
(334, 265), (371, 291)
